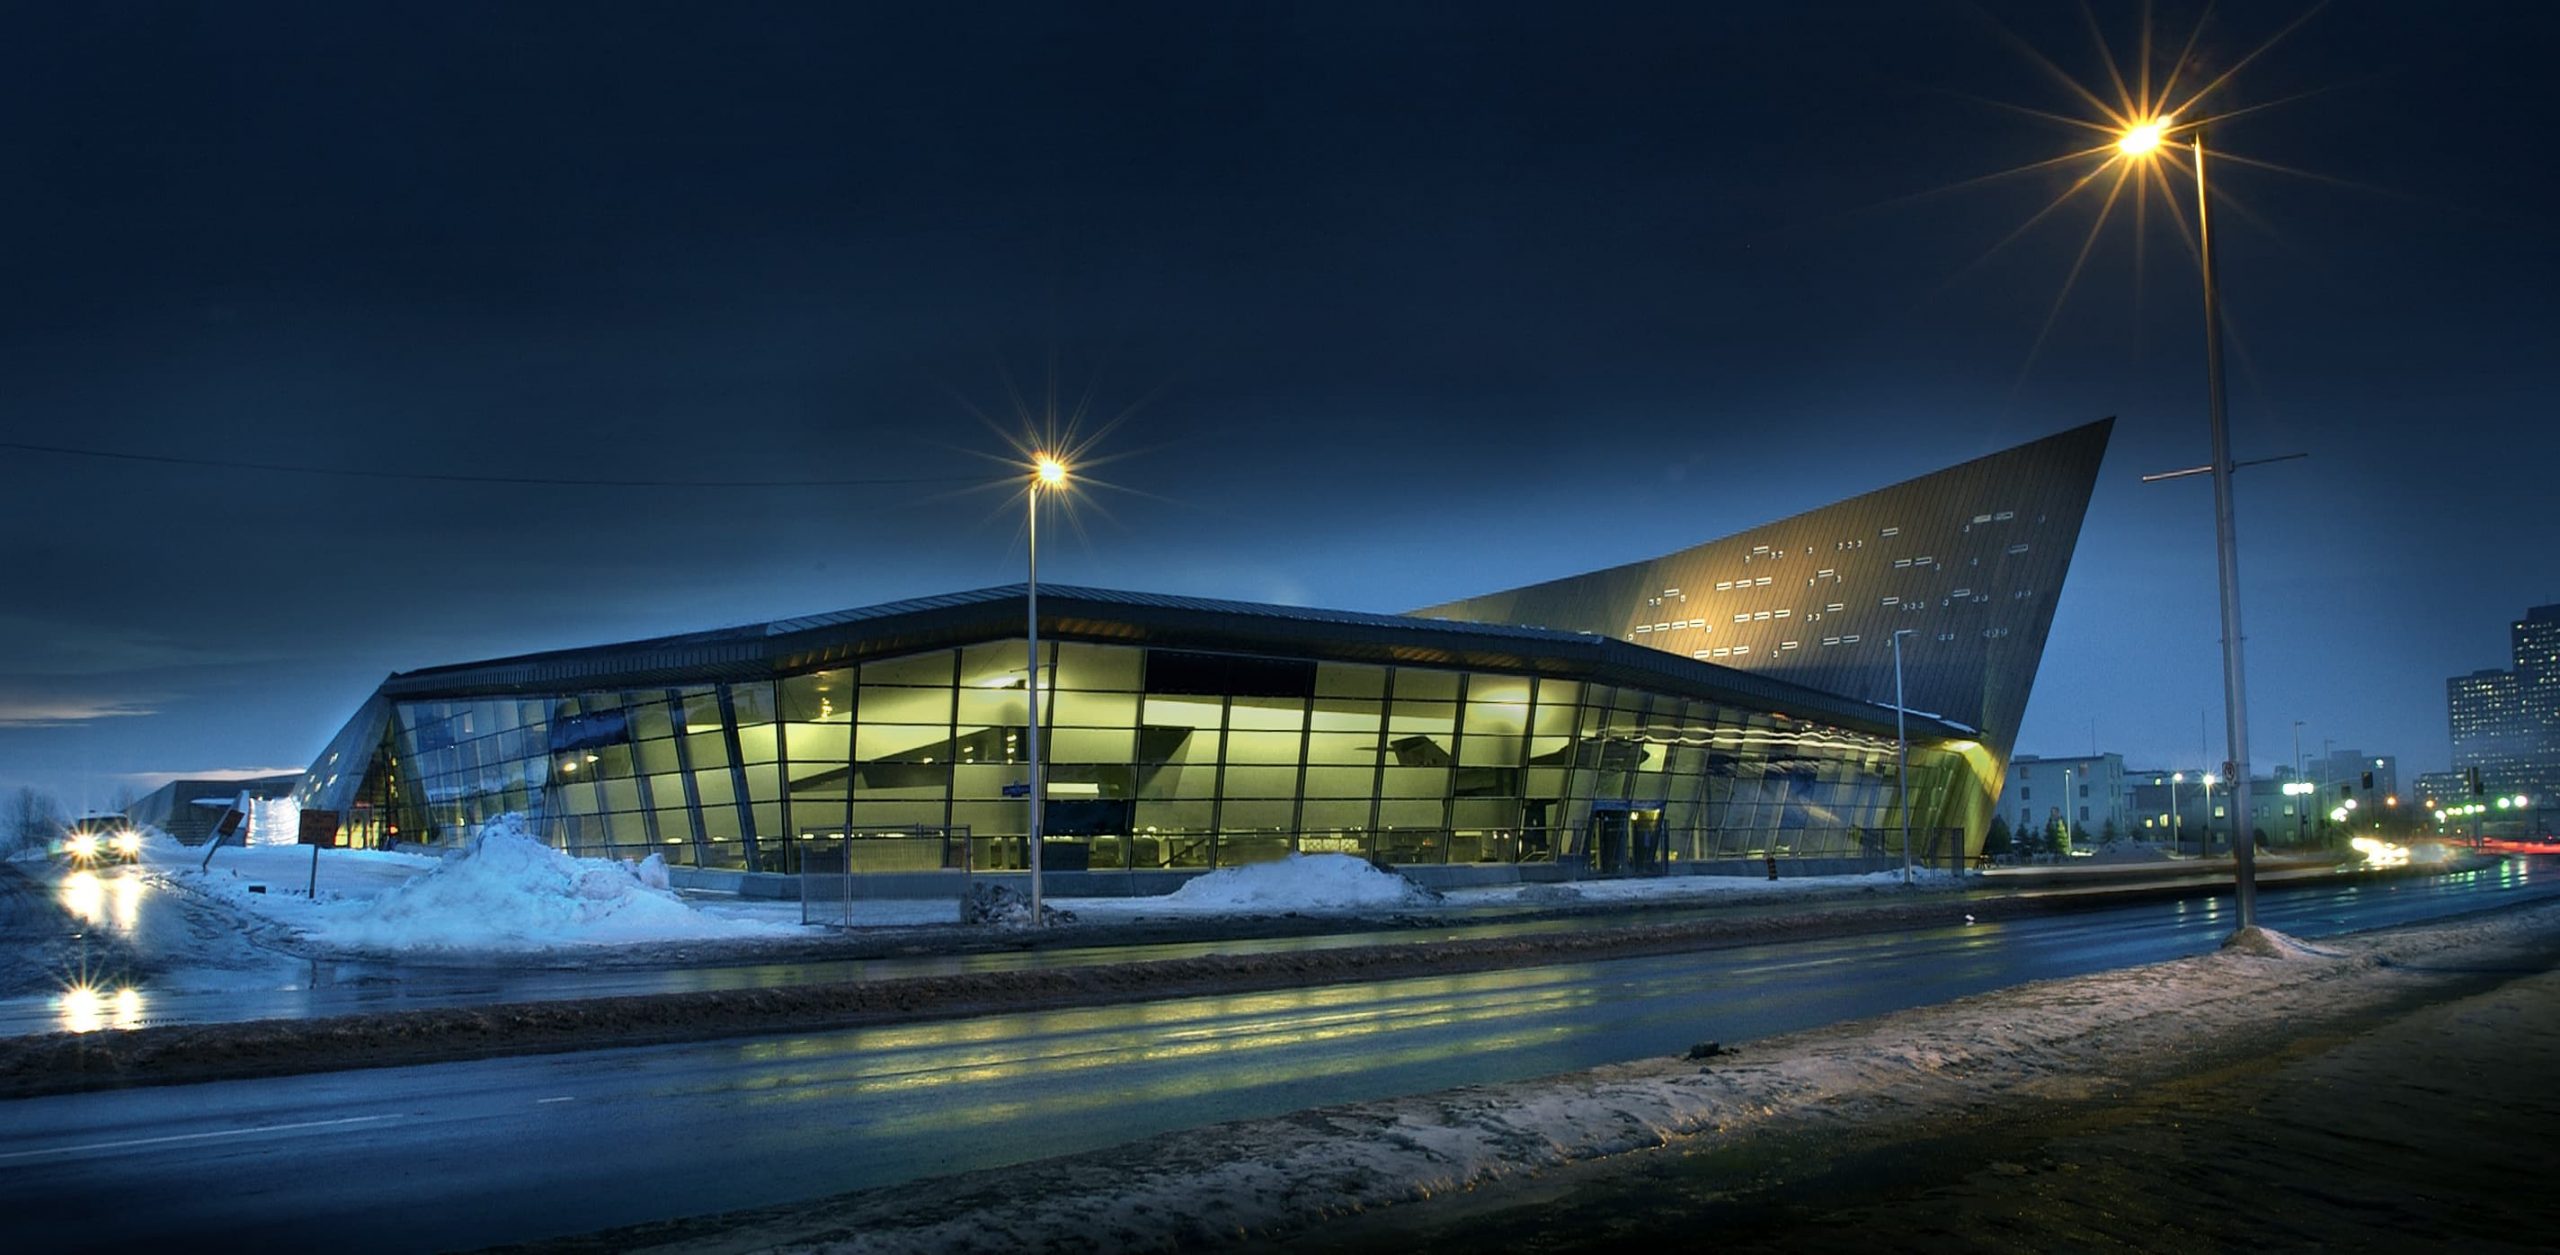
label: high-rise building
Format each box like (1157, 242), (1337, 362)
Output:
(2440, 604), (2560, 805)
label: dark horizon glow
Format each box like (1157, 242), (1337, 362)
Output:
(0, 1), (2552, 809)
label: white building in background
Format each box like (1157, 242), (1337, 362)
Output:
(1999, 753), (2130, 844)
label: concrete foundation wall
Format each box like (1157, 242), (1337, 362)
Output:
(670, 853), (1915, 902)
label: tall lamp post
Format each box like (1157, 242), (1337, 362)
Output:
(2201, 771), (2218, 858)
(2118, 117), (2260, 928)
(2170, 772), (2184, 855)
(1889, 629), (1915, 883)
(1026, 453), (1068, 922)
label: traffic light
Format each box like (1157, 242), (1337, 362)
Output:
(2361, 771), (2375, 790)
(2469, 767), (2485, 796)
(2339, 782), (2352, 799)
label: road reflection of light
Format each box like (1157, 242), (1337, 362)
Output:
(57, 985), (147, 1033)
(57, 870), (145, 935)
(729, 970), (1603, 1110)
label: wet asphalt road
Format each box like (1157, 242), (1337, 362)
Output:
(0, 859), (2548, 1254)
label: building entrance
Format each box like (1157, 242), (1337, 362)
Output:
(1586, 804), (1665, 875)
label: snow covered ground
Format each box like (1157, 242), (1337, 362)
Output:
(131, 819), (1974, 956)
(635, 899), (2560, 1254)
(147, 817), (800, 953)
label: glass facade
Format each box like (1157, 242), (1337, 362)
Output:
(340, 638), (1981, 874)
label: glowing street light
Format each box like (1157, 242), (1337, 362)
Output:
(1025, 452), (1070, 922)
(2116, 116), (2169, 157)
(2116, 108), (2262, 926)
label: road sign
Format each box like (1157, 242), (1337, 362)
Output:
(1000, 782), (1031, 798)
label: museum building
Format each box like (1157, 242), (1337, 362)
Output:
(291, 420), (2111, 878)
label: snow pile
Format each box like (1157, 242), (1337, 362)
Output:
(164, 815), (800, 952)
(2221, 925), (2345, 961)
(1148, 854), (1442, 913)
(313, 815), (794, 950)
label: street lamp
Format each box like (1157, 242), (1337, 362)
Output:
(2170, 772), (2184, 855)
(2201, 771), (2219, 859)
(1891, 628), (1915, 884)
(1025, 453), (1069, 921)
(2119, 115), (2261, 928)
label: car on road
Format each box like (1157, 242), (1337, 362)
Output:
(57, 815), (143, 865)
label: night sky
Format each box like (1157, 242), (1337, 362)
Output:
(2, 1), (2552, 810)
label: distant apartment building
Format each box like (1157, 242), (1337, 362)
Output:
(2000, 753), (2129, 843)
(2441, 604), (2560, 804)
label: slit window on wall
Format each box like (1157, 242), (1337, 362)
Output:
(2008, 543), (2031, 554)
(1881, 527), (1901, 537)
(1779, 641), (1801, 651)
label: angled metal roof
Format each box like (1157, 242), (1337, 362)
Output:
(368, 583), (1971, 742)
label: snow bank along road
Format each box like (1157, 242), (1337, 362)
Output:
(0, 856), (2528, 1094)
(0, 860), (2550, 1254)
(638, 899), (2560, 1255)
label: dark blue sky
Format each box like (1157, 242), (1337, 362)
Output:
(2, 1), (2552, 809)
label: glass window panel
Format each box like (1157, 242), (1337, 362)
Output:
(1138, 727), (1217, 765)
(729, 682), (778, 727)
(1049, 689), (1139, 727)
(1466, 674), (1533, 706)
(1133, 800), (1212, 832)
(1300, 798), (1373, 829)
(1531, 696), (1582, 737)
(678, 689), (723, 731)
(736, 724), (781, 764)
(1393, 669), (1460, 700)
(1225, 696), (1305, 732)
(1301, 766), (1377, 796)
(859, 685), (954, 726)
(863, 650), (956, 687)
(957, 687), (1032, 728)
(949, 801), (1027, 838)
(1378, 799), (1443, 828)
(1387, 701), (1456, 735)
(849, 800), (947, 827)
(1304, 733), (1382, 770)
(1315, 662), (1387, 698)
(855, 724), (951, 763)
(1055, 642), (1141, 691)
(1141, 695), (1225, 729)
(653, 807), (693, 840)
(1219, 766), (1300, 797)
(1459, 735), (1524, 767)
(600, 778), (644, 811)
(694, 770), (737, 807)
(952, 764), (1018, 800)
(1219, 798), (1293, 829)
(685, 730), (730, 769)
(1224, 729), (1301, 765)
(957, 639), (1039, 690)
(751, 803), (781, 839)
(1380, 766), (1450, 797)
(1462, 700), (1530, 738)
(743, 762), (782, 803)
(589, 743), (636, 778)
(1138, 762), (1217, 799)
(636, 738), (681, 775)
(779, 671), (852, 723)
(1048, 726), (1133, 763)
(1453, 798), (1522, 828)
(1307, 698), (1382, 733)
(627, 700), (677, 740)
(783, 723), (850, 766)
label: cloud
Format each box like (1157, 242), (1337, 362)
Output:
(115, 765), (310, 788)
(0, 612), (282, 678)
(0, 696), (157, 727)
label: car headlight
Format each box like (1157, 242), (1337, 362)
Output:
(68, 834), (98, 858)
(111, 832), (142, 856)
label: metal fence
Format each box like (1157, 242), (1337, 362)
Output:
(798, 826), (974, 927)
